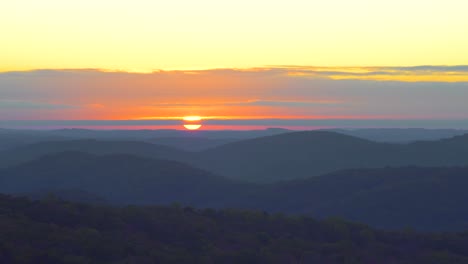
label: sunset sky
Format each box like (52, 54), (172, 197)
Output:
(1, 0), (468, 129)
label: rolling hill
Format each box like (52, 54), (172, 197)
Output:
(0, 152), (241, 206)
(241, 166), (468, 231)
(0, 139), (189, 168)
(2, 131), (468, 184)
(0, 128), (66, 151)
(147, 137), (239, 151)
(193, 131), (468, 182)
(2, 152), (468, 231)
(329, 128), (468, 143)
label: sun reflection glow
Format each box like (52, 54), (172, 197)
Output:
(183, 116), (202, 121)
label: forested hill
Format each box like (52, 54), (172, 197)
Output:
(195, 131), (468, 182)
(2, 152), (468, 231)
(0, 139), (189, 168)
(3, 131), (468, 183)
(0, 151), (239, 206)
(1, 194), (468, 264)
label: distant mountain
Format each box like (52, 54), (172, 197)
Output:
(3, 152), (468, 231)
(46, 127), (290, 140)
(47, 128), (180, 139)
(330, 128), (468, 143)
(193, 131), (468, 182)
(3, 131), (468, 183)
(0, 152), (240, 206)
(0, 139), (189, 168)
(147, 137), (240, 151)
(0, 128), (290, 152)
(0, 129), (66, 151)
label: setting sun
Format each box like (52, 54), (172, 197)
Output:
(183, 116), (202, 130)
(183, 124), (202, 130)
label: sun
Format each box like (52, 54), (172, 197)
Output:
(183, 124), (202, 130)
(182, 116), (202, 130)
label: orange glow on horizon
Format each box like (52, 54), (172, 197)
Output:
(3, 67), (467, 122)
(182, 116), (202, 121)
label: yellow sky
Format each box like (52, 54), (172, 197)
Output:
(1, 0), (468, 72)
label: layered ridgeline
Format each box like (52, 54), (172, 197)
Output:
(194, 131), (468, 182)
(2, 131), (468, 183)
(328, 128), (468, 143)
(0, 128), (66, 151)
(1, 194), (468, 263)
(0, 127), (291, 151)
(0, 152), (243, 207)
(2, 152), (468, 231)
(2, 127), (466, 151)
(0, 139), (190, 169)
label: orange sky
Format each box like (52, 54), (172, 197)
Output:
(1, 67), (468, 124)
(2, 1), (468, 130)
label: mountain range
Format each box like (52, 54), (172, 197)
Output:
(2, 151), (468, 231)
(194, 131), (468, 182)
(2, 131), (468, 183)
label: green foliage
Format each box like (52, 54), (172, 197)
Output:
(1, 194), (468, 263)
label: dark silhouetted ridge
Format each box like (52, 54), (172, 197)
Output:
(2, 152), (468, 230)
(0, 151), (238, 206)
(0, 139), (189, 168)
(190, 131), (468, 182)
(2, 194), (468, 263)
(195, 131), (388, 182)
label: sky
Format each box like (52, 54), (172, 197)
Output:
(1, 0), (468, 129)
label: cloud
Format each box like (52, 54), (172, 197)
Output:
(0, 100), (78, 109)
(278, 66), (468, 82)
(0, 67), (468, 120)
(382, 66), (468, 72)
(147, 100), (342, 108)
(229, 100), (342, 107)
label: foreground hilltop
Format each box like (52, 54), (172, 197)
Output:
(1, 194), (468, 263)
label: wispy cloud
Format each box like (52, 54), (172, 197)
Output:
(277, 66), (468, 82)
(0, 100), (77, 109)
(1, 67), (468, 120)
(235, 100), (341, 107)
(146, 99), (341, 108)
(3, 65), (468, 81)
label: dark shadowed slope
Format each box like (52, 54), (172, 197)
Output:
(25, 189), (108, 204)
(147, 137), (240, 151)
(194, 131), (395, 182)
(0, 139), (190, 168)
(244, 166), (468, 231)
(330, 128), (468, 143)
(2, 153), (468, 230)
(46, 127), (290, 140)
(0, 129), (66, 151)
(0, 152), (240, 206)
(2, 194), (468, 263)
(3, 131), (468, 184)
(194, 131), (468, 182)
